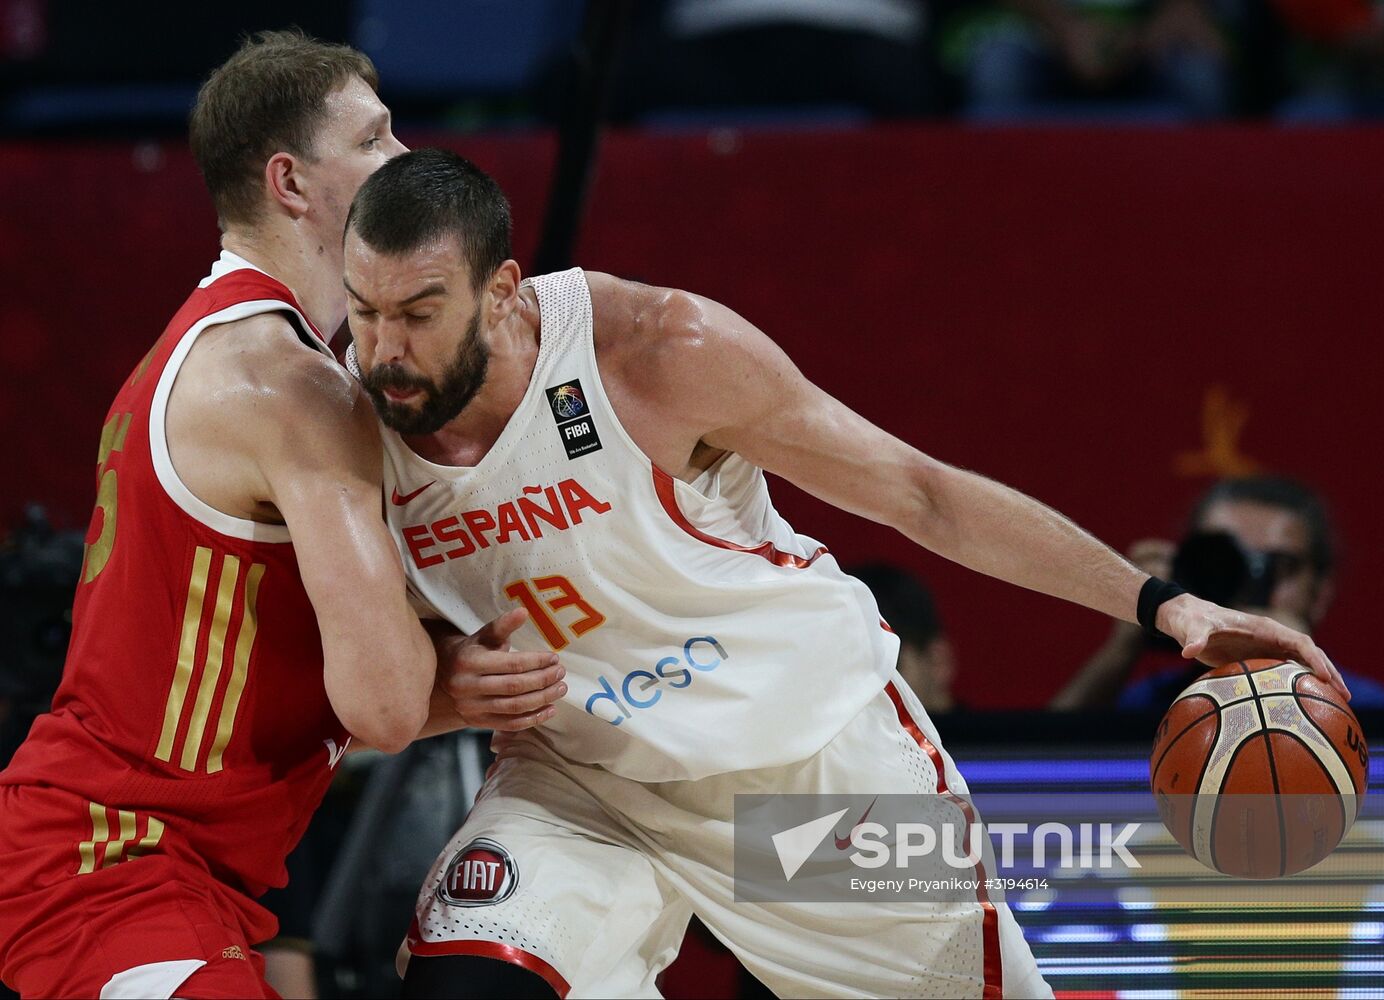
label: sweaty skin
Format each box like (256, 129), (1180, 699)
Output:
(344, 241), (1347, 700)
(165, 76), (562, 750)
(167, 314), (433, 753)
(594, 276), (1340, 690)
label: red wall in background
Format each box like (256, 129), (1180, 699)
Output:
(3, 126), (1381, 708)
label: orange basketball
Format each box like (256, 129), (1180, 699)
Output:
(1150, 658), (1369, 878)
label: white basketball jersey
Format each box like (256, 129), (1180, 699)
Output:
(376, 268), (898, 781)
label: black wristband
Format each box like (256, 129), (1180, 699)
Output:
(1137, 576), (1187, 637)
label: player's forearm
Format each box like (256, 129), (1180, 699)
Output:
(412, 620), (474, 739)
(415, 680), (472, 740)
(903, 461), (1147, 623)
(323, 622), (435, 754)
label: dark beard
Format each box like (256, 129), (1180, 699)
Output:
(362, 308), (490, 435)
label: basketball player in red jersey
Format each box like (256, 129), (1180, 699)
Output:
(0, 34), (564, 999)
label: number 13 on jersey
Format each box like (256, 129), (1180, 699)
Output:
(503, 576), (606, 651)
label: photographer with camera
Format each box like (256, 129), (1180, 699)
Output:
(1052, 475), (1384, 711)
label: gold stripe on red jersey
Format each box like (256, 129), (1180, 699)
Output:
(156, 546), (267, 773)
(126, 816), (166, 860)
(207, 562), (265, 774)
(75, 803), (169, 874)
(102, 809), (138, 867)
(156, 546), (213, 763)
(76, 800), (109, 875)
(180, 553), (242, 771)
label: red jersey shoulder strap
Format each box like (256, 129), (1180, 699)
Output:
(142, 254), (335, 543)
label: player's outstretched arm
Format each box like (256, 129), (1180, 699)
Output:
(629, 287), (1346, 698)
(253, 351), (437, 752)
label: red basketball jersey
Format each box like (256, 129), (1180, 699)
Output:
(2, 252), (351, 902)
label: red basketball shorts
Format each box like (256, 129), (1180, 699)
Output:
(0, 785), (279, 999)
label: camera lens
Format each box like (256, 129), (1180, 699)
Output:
(1171, 531), (1250, 608)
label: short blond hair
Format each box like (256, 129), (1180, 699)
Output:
(190, 29), (378, 228)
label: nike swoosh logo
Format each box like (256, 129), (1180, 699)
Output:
(834, 796), (879, 850)
(391, 481), (436, 506)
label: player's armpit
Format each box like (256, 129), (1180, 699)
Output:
(626, 287), (943, 529)
(641, 290), (1149, 626)
(253, 354), (435, 752)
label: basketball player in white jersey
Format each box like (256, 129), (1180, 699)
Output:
(341, 149), (1346, 1000)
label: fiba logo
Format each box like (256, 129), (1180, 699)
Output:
(437, 838), (519, 907)
(550, 384), (586, 419)
(546, 378), (603, 459)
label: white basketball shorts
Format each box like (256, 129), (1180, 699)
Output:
(403, 675), (1052, 999)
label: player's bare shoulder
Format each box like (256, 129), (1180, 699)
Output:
(584, 271), (710, 377)
(167, 311), (379, 523)
(584, 271), (772, 400)
(174, 310), (367, 437)
(582, 271), (740, 476)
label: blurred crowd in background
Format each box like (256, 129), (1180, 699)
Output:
(3, 0), (1380, 820)
(5, 0), (1380, 795)
(6, 0), (1384, 134)
(3, 4), (1382, 994)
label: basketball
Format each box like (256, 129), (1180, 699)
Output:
(1150, 658), (1369, 878)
